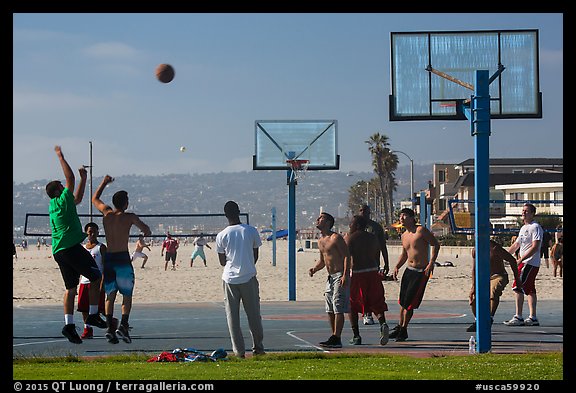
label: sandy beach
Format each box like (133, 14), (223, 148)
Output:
(13, 239), (563, 308)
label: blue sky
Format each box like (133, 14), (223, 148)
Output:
(13, 13), (563, 184)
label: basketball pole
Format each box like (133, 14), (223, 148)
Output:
(287, 168), (297, 300)
(465, 69), (495, 354)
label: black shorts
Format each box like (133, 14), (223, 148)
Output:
(540, 246), (549, 259)
(398, 267), (429, 311)
(53, 243), (101, 290)
(165, 251), (177, 262)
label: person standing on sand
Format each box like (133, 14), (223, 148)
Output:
(309, 212), (351, 349)
(161, 233), (179, 271)
(190, 235), (212, 267)
(46, 145), (107, 344)
(131, 234), (151, 269)
(391, 208), (440, 342)
(92, 175), (152, 344)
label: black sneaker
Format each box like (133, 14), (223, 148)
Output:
(388, 324), (402, 339)
(395, 327), (408, 342)
(466, 322), (477, 332)
(380, 323), (390, 346)
(62, 324), (82, 344)
(105, 328), (119, 344)
(319, 335), (342, 348)
(116, 324), (132, 343)
(85, 313), (107, 329)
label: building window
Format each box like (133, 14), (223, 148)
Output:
(439, 199), (447, 211)
(554, 191), (563, 206)
(438, 170), (446, 183)
(510, 192), (523, 206)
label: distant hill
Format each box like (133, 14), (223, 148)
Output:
(13, 165), (432, 239)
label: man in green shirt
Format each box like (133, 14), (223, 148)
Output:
(46, 146), (107, 344)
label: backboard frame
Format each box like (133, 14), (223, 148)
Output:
(253, 120), (340, 171)
(389, 29), (542, 121)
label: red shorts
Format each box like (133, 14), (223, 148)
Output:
(512, 262), (539, 295)
(350, 270), (388, 315)
(77, 283), (106, 313)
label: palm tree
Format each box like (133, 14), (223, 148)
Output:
(365, 133), (398, 225)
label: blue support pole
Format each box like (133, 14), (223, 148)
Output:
(271, 207), (277, 267)
(470, 70), (492, 353)
(287, 169), (297, 301)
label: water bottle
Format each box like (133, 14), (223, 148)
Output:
(468, 335), (476, 354)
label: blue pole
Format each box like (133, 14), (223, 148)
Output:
(287, 169), (297, 300)
(472, 70), (492, 353)
(271, 207), (277, 267)
(420, 192), (427, 227)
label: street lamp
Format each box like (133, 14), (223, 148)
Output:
(392, 150), (414, 209)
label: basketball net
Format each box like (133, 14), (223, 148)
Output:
(287, 159), (309, 183)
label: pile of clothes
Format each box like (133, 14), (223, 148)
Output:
(147, 347), (228, 362)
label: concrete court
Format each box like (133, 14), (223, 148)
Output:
(13, 299), (563, 358)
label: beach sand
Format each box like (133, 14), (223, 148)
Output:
(12, 240), (563, 306)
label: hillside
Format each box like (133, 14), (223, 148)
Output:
(13, 165), (432, 239)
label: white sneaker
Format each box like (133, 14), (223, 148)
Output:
(503, 316), (524, 326)
(363, 315), (375, 325)
(524, 317), (540, 326)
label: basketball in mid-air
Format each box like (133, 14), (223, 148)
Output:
(155, 63), (175, 83)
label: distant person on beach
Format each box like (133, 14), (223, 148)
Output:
(467, 239), (521, 332)
(92, 175), (152, 344)
(131, 234), (151, 269)
(13, 241), (17, 259)
(78, 222), (109, 339)
(161, 233), (179, 271)
(216, 200), (265, 358)
(551, 236), (563, 278)
(359, 204), (389, 325)
(504, 203), (543, 327)
(391, 208), (440, 342)
(346, 215), (389, 346)
(46, 145), (107, 344)
(309, 212), (350, 349)
(540, 230), (553, 269)
(190, 235), (212, 267)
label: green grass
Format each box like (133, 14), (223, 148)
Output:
(13, 352), (563, 380)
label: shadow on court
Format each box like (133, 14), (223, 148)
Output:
(13, 300), (562, 358)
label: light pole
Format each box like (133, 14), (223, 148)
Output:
(392, 150), (414, 209)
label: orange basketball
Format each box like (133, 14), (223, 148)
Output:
(155, 63), (175, 83)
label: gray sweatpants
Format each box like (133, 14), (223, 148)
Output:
(222, 276), (264, 357)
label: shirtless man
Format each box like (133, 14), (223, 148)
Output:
(346, 215), (389, 346)
(467, 239), (522, 332)
(131, 234), (151, 269)
(309, 212), (350, 348)
(391, 208), (440, 342)
(92, 175), (151, 344)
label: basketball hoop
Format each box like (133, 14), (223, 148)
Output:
(287, 159), (309, 183)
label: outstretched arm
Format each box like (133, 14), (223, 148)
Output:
(54, 146), (75, 191)
(74, 166), (88, 205)
(92, 175), (114, 214)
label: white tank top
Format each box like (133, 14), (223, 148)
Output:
(80, 243), (104, 284)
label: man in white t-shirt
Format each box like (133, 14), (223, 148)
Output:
(216, 201), (265, 358)
(504, 203), (543, 327)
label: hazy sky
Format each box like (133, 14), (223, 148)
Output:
(13, 13), (563, 184)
